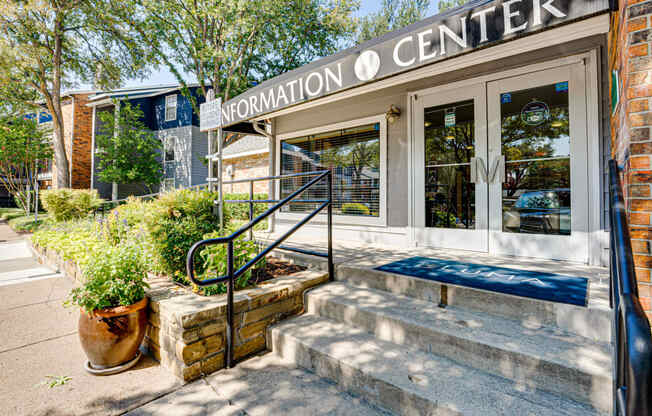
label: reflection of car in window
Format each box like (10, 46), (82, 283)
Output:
(503, 189), (570, 235)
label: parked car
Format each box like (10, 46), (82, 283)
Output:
(503, 189), (570, 235)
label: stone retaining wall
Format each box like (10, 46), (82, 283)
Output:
(29, 240), (328, 381)
(145, 271), (327, 381)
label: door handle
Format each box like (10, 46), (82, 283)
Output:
(470, 157), (488, 184)
(489, 155), (505, 184)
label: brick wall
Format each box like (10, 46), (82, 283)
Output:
(51, 93), (94, 190)
(610, 0), (652, 321)
(71, 94), (93, 189)
(222, 153), (270, 194)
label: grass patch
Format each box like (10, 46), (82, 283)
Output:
(6, 213), (49, 233)
(0, 208), (24, 221)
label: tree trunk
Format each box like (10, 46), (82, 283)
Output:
(112, 182), (118, 201)
(52, 117), (70, 188)
(49, 12), (70, 189)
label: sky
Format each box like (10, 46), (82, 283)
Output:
(120, 0), (442, 89)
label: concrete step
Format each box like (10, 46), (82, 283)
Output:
(269, 314), (604, 416)
(335, 263), (612, 344)
(305, 282), (612, 413)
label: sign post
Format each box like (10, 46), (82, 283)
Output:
(200, 91), (224, 228)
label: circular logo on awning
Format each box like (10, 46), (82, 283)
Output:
(354, 50), (380, 81)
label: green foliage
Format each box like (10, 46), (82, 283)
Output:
(113, 0), (358, 111)
(8, 214), (49, 233)
(357, 0), (430, 44)
(197, 231), (262, 296)
(432, 210), (457, 226)
(0, 0), (154, 188)
(438, 0), (468, 12)
(341, 202), (371, 216)
(37, 375), (72, 389)
(145, 189), (223, 278)
(0, 116), (52, 213)
(96, 101), (163, 188)
(67, 243), (149, 314)
(33, 188), (274, 299)
(40, 189), (104, 222)
(32, 220), (105, 268)
(223, 193), (269, 221)
(0, 208), (25, 221)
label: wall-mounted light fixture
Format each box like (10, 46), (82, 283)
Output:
(385, 105), (401, 124)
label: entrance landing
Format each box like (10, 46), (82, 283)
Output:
(258, 233), (611, 343)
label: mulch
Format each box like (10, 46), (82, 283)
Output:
(250, 257), (306, 285)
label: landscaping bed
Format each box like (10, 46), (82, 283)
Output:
(0, 208), (48, 233)
(29, 188), (325, 381)
(30, 239), (326, 381)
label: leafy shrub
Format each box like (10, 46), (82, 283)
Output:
(432, 210), (457, 226)
(196, 230), (263, 295)
(32, 220), (105, 268)
(111, 196), (150, 226)
(66, 243), (149, 314)
(41, 189), (104, 222)
(341, 203), (370, 216)
(223, 193), (268, 221)
(145, 189), (224, 278)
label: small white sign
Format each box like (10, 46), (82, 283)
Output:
(200, 97), (222, 132)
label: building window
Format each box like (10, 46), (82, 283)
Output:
(165, 94), (177, 122)
(280, 122), (381, 218)
(163, 136), (177, 179)
(164, 136), (176, 163)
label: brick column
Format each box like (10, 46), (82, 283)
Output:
(610, 1), (652, 322)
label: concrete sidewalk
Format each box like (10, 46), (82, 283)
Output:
(0, 225), (182, 416)
(0, 223), (389, 415)
(0, 218), (24, 243)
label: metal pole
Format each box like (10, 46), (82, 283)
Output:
(327, 171), (334, 281)
(208, 129), (214, 193)
(26, 183), (31, 215)
(217, 127), (224, 229)
(226, 240), (234, 368)
(34, 174), (39, 223)
(249, 180), (254, 241)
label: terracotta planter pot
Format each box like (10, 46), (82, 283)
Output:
(78, 297), (148, 369)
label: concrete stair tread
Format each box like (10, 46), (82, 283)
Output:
(271, 314), (602, 416)
(334, 262), (612, 344)
(307, 282), (612, 380)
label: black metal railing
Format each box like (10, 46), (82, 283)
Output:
(608, 159), (652, 415)
(186, 170), (334, 368)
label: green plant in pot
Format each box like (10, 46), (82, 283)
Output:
(67, 243), (150, 375)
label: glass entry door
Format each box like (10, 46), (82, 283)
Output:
(487, 64), (589, 262)
(414, 83), (488, 252)
(414, 63), (589, 262)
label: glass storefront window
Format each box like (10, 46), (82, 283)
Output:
(280, 123), (381, 217)
(500, 82), (571, 235)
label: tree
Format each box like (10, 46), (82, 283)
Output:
(0, 116), (52, 213)
(357, 0), (430, 44)
(0, 0), (152, 189)
(438, 0), (468, 12)
(116, 0), (358, 106)
(95, 101), (163, 193)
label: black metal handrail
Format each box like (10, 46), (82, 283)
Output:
(608, 159), (652, 415)
(186, 170), (334, 368)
